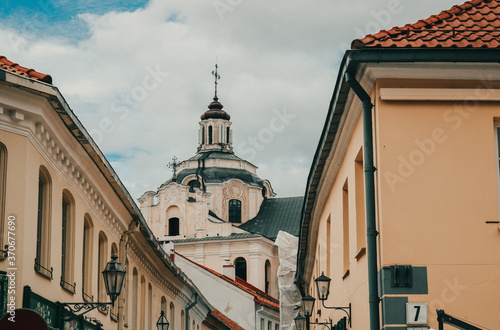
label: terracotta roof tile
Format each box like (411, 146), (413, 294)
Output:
(352, 0), (500, 49)
(0, 55), (52, 84)
(175, 252), (280, 311)
(211, 308), (245, 330)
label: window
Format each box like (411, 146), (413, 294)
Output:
(61, 190), (75, 293)
(342, 179), (350, 278)
(355, 148), (366, 259)
(188, 180), (200, 191)
(228, 199), (241, 223)
(161, 296), (167, 313)
(82, 214), (94, 301)
(0, 143), (6, 259)
(234, 257), (247, 281)
(168, 218), (180, 236)
(201, 126), (205, 144)
(226, 127), (230, 144)
(36, 166), (52, 279)
(98, 232), (108, 304)
(141, 276), (146, 329)
(148, 283), (153, 329)
(181, 310), (185, 330)
(326, 216), (331, 277)
(110, 243), (119, 321)
(132, 268), (138, 329)
(268, 320), (272, 330)
(170, 302), (175, 329)
(265, 260), (271, 294)
(208, 126), (213, 144)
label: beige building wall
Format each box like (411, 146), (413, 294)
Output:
(304, 65), (500, 329)
(0, 71), (211, 330)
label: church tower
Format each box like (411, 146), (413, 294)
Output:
(138, 65), (303, 298)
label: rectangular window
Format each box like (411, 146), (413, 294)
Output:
(342, 179), (350, 278)
(355, 148), (366, 260)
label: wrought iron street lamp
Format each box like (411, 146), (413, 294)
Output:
(294, 314), (306, 330)
(59, 254), (126, 316)
(156, 310), (170, 330)
(313, 273), (352, 328)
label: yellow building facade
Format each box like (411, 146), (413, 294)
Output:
(0, 57), (232, 329)
(297, 1), (500, 329)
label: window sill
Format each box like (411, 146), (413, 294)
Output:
(355, 247), (366, 261)
(98, 306), (109, 316)
(342, 269), (350, 280)
(60, 280), (76, 294)
(34, 261), (53, 280)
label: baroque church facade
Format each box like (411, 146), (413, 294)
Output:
(139, 81), (302, 299)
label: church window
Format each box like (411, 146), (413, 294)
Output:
(265, 260), (271, 294)
(227, 127), (230, 144)
(234, 257), (247, 281)
(168, 218), (180, 236)
(208, 126), (213, 144)
(228, 199), (241, 223)
(201, 126), (205, 144)
(188, 180), (200, 191)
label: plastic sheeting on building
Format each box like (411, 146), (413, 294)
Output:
(275, 231), (301, 330)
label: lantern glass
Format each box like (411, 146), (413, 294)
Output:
(302, 295), (315, 317)
(156, 311), (170, 330)
(294, 314), (306, 330)
(102, 254), (126, 303)
(315, 272), (331, 301)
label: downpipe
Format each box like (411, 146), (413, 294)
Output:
(346, 72), (380, 330)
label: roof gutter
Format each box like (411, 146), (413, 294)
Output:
(296, 46), (500, 324)
(185, 292), (198, 330)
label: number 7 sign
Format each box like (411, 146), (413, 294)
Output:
(406, 303), (428, 325)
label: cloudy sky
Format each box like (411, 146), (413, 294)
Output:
(1, 0), (461, 200)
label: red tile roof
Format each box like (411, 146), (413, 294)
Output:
(0, 55), (52, 84)
(352, 0), (500, 49)
(211, 308), (245, 330)
(175, 252), (280, 311)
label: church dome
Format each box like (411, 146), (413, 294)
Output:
(200, 97), (231, 120)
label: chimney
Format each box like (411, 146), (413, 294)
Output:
(223, 264), (235, 281)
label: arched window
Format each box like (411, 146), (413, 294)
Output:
(140, 276), (146, 329)
(181, 310), (185, 330)
(147, 283), (153, 329)
(234, 257), (247, 281)
(228, 199), (241, 223)
(36, 166), (52, 279)
(82, 214), (94, 301)
(168, 218), (180, 236)
(170, 302), (175, 329)
(98, 232), (108, 303)
(110, 243), (119, 321)
(265, 260), (271, 294)
(208, 126), (213, 144)
(132, 268), (138, 329)
(187, 180), (200, 192)
(161, 296), (167, 313)
(61, 190), (75, 293)
(226, 127), (230, 144)
(0, 143), (6, 259)
(124, 259), (129, 324)
(201, 126), (205, 144)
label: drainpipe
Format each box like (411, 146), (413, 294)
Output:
(185, 292), (198, 330)
(346, 72), (380, 330)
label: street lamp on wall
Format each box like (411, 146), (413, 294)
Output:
(314, 272), (352, 328)
(156, 310), (170, 330)
(59, 255), (126, 316)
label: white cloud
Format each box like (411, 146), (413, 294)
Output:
(1, 0), (461, 200)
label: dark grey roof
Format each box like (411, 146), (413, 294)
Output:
(239, 196), (304, 241)
(161, 167), (264, 188)
(170, 233), (261, 243)
(187, 151), (248, 162)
